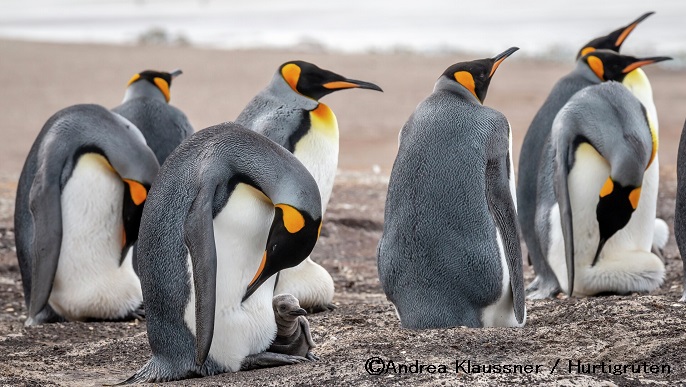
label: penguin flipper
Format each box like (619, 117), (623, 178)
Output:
(183, 186), (217, 367)
(486, 152), (525, 324)
(25, 165), (63, 325)
(553, 135), (575, 297)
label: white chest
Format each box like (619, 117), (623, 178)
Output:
(183, 183), (278, 372)
(49, 153), (142, 320)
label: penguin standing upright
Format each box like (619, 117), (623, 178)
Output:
(14, 104), (159, 326)
(674, 119), (686, 301)
(545, 82), (664, 296)
(518, 46), (669, 299)
(236, 60), (382, 312)
(124, 123), (322, 383)
(113, 69), (194, 165)
(377, 48), (525, 329)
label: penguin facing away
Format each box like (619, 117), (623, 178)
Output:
(124, 123), (322, 383)
(546, 82), (663, 296)
(267, 294), (318, 361)
(113, 69), (194, 165)
(519, 48), (671, 299)
(236, 60), (383, 312)
(14, 104), (159, 326)
(377, 48), (525, 329)
(674, 119), (686, 301)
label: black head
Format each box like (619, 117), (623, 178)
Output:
(577, 12), (654, 59)
(126, 69), (183, 102)
(580, 50), (671, 83)
(592, 178), (642, 266)
(242, 204), (322, 302)
(279, 60), (382, 100)
(441, 47), (518, 103)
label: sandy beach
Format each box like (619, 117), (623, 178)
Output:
(1, 39), (686, 385)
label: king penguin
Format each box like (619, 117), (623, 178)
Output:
(377, 48), (525, 329)
(14, 104), (159, 326)
(545, 82), (664, 296)
(674, 119), (686, 301)
(112, 69), (194, 165)
(124, 122), (322, 383)
(235, 60), (382, 312)
(519, 42), (669, 298)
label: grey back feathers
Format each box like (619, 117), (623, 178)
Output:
(236, 72), (318, 152)
(113, 78), (194, 164)
(378, 75), (524, 329)
(14, 104), (159, 323)
(675, 119), (686, 301)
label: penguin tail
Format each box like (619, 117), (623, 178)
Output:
(116, 358), (197, 384)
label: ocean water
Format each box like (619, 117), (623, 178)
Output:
(0, 0), (684, 60)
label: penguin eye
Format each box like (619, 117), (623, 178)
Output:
(271, 244), (278, 252)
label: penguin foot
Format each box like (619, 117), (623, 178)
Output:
(306, 352), (320, 361)
(240, 352), (309, 371)
(24, 305), (65, 326)
(306, 303), (336, 314)
(525, 277), (560, 300)
(680, 292), (686, 303)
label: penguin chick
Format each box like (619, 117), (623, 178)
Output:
(267, 294), (318, 361)
(113, 69), (194, 165)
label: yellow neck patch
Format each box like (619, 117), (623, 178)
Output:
(123, 179), (148, 205)
(281, 63), (301, 93)
(647, 116), (658, 169)
(454, 71), (479, 102)
(309, 103), (338, 138)
(600, 177), (614, 198)
(153, 77), (171, 102)
(275, 203), (305, 233)
(629, 187), (641, 209)
(587, 56), (605, 81)
(248, 251), (267, 286)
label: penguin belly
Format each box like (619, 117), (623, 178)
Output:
(547, 143), (664, 295)
(481, 229), (526, 327)
(183, 183), (278, 372)
(49, 153), (142, 320)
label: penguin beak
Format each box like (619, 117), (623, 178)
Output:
(243, 251), (270, 302)
(615, 12), (655, 47)
(288, 308), (307, 316)
(622, 56), (672, 74)
(489, 47), (519, 77)
(323, 79), (383, 92)
(169, 69), (183, 78)
(591, 237), (608, 267)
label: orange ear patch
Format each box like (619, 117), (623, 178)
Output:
(127, 73), (141, 86)
(580, 47), (596, 57)
(275, 204), (305, 233)
(124, 179), (148, 205)
(281, 63), (301, 92)
(248, 251), (267, 286)
(587, 56), (605, 80)
(599, 177), (614, 198)
(629, 187), (642, 209)
(454, 71), (478, 101)
(153, 77), (171, 102)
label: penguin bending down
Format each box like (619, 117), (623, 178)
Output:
(236, 60), (383, 312)
(268, 294), (318, 361)
(520, 49), (671, 299)
(674, 119), (686, 301)
(545, 82), (663, 296)
(377, 48), (526, 329)
(113, 69), (194, 165)
(124, 123), (322, 383)
(14, 104), (159, 326)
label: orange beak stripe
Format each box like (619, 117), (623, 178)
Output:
(124, 179), (147, 205)
(322, 81), (360, 89)
(489, 56), (507, 78)
(616, 22), (639, 47)
(127, 73), (141, 86)
(153, 77), (171, 102)
(622, 60), (655, 74)
(248, 251), (267, 286)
